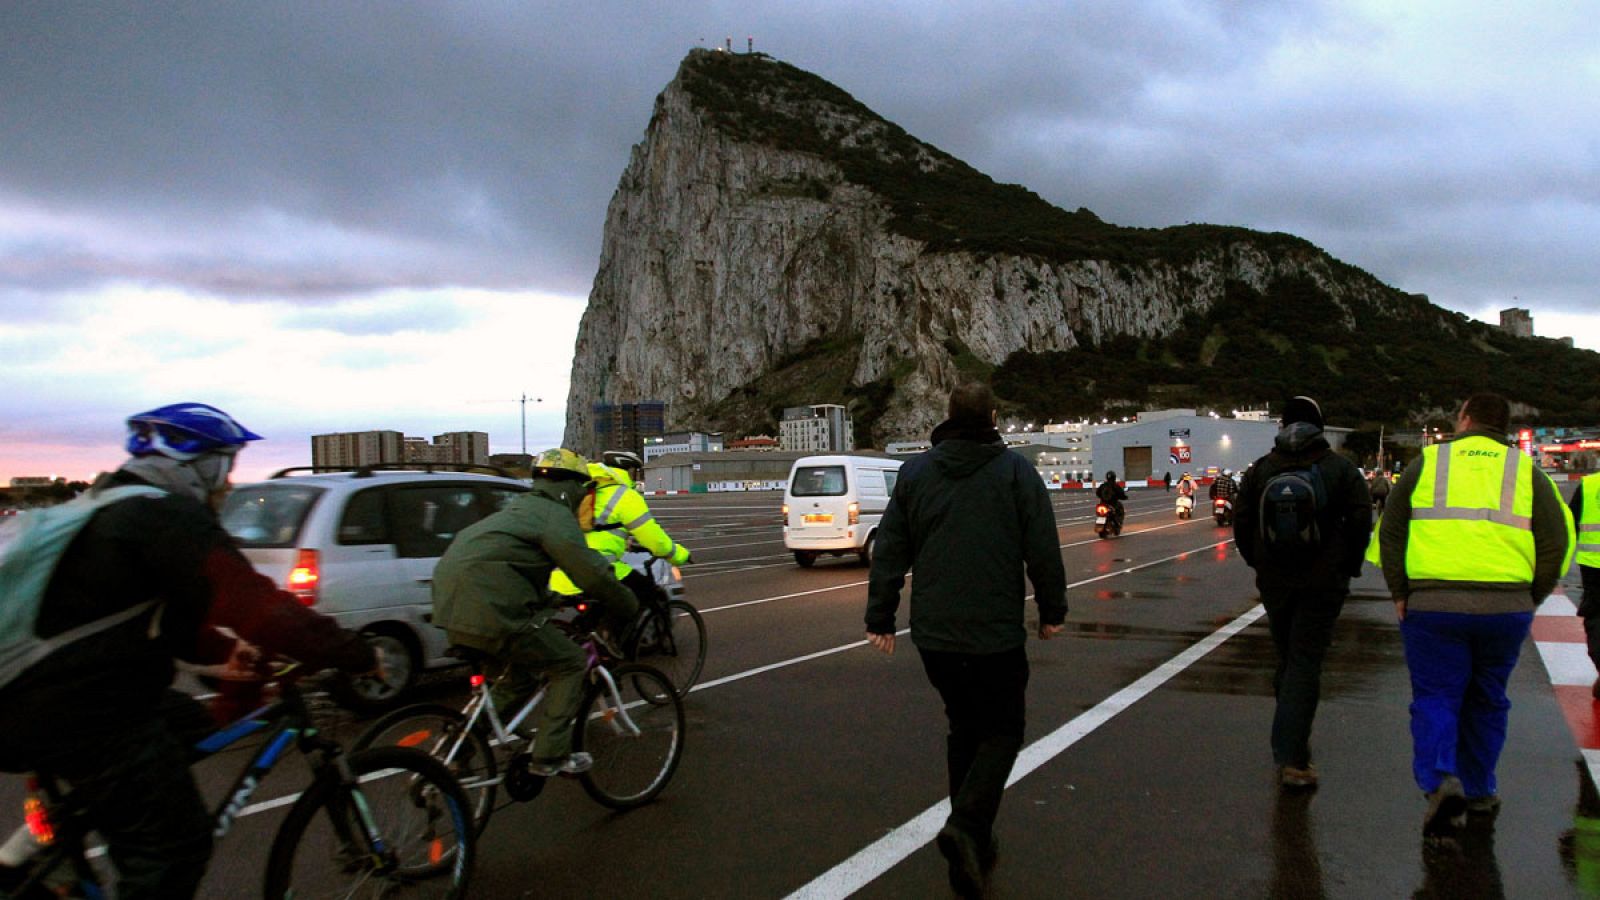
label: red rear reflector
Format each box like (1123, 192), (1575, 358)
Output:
(576, 603), (588, 612)
(469, 674), (485, 688)
(397, 729), (434, 748)
(24, 794), (53, 846)
(288, 549), (320, 606)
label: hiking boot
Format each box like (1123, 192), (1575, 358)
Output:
(1465, 795), (1502, 818)
(1423, 775), (1467, 836)
(529, 752), (593, 777)
(936, 824), (985, 899)
(1279, 764), (1319, 789)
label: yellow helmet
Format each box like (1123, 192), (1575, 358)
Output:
(531, 447), (591, 482)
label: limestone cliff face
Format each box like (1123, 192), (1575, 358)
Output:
(563, 51), (1403, 448)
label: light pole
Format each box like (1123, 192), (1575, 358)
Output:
(521, 394), (542, 455)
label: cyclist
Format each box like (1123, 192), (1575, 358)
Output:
(548, 450), (692, 619)
(1095, 470), (1127, 530)
(431, 448), (639, 777)
(0, 403), (377, 900)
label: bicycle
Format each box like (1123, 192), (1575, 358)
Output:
(354, 609), (685, 834)
(0, 663), (475, 899)
(623, 554), (707, 698)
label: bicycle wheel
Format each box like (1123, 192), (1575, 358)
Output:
(574, 664), (684, 810)
(627, 599), (707, 698)
(263, 746), (474, 899)
(355, 703), (499, 834)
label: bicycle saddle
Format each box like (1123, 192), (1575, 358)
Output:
(446, 645), (494, 666)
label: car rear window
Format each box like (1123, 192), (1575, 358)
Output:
(221, 484), (326, 547)
(791, 465), (847, 497)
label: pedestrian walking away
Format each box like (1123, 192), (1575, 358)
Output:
(1380, 392), (1576, 837)
(1568, 472), (1600, 698)
(1164, 471), (1173, 492)
(1234, 395), (1372, 791)
(1370, 468), (1392, 513)
(864, 381), (1067, 899)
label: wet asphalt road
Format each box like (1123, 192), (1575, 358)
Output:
(8, 487), (1595, 898)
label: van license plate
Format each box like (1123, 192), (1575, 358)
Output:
(802, 514), (833, 524)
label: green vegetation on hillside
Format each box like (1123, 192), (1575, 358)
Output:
(680, 51), (1361, 271)
(992, 277), (1600, 427)
(674, 51), (1600, 437)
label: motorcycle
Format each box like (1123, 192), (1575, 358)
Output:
(1094, 502), (1123, 539)
(1176, 493), (1194, 520)
(1212, 497), (1233, 526)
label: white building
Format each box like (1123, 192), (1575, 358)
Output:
(780, 404), (854, 453)
(643, 431), (725, 463)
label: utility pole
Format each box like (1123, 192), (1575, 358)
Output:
(520, 394), (542, 455)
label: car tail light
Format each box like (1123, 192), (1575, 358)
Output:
(781, 503), (789, 525)
(848, 501), (860, 525)
(287, 549), (320, 606)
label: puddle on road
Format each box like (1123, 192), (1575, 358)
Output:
(1091, 589), (1174, 602)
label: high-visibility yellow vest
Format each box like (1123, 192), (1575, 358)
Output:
(1578, 472), (1600, 569)
(549, 462), (690, 596)
(1404, 436), (1538, 583)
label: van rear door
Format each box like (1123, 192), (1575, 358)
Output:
(786, 463), (849, 540)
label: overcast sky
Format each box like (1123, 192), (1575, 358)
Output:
(3, 1), (1596, 484)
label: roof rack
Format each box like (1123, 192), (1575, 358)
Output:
(268, 462), (520, 480)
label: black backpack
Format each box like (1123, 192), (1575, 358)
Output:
(1258, 462), (1327, 558)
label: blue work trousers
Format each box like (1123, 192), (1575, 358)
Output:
(1400, 610), (1532, 797)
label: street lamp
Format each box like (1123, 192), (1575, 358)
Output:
(521, 394), (543, 455)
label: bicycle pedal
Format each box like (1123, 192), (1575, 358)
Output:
(503, 752), (548, 802)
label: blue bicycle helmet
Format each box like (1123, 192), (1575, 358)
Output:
(126, 402), (263, 461)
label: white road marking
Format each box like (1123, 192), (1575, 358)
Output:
(1536, 640), (1595, 687)
(787, 596), (1265, 900)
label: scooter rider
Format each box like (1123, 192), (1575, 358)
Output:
(1210, 470), (1238, 503)
(1096, 471), (1128, 529)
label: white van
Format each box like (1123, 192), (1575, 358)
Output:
(782, 455), (903, 567)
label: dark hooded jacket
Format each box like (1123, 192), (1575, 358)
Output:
(1234, 422), (1372, 589)
(865, 419), (1068, 653)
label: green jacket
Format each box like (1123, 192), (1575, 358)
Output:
(431, 480), (635, 651)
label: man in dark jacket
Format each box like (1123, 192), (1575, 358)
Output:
(1234, 396), (1372, 790)
(865, 382), (1067, 899)
(0, 403), (376, 900)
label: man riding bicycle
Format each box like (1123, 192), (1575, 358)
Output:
(0, 403), (376, 900)
(548, 450), (692, 616)
(431, 448), (639, 777)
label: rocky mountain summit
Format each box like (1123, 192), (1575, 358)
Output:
(564, 50), (1598, 448)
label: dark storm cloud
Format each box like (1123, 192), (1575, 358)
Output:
(1, 0), (1596, 330)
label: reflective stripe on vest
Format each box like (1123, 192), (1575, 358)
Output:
(1578, 473), (1600, 568)
(1405, 437), (1537, 583)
